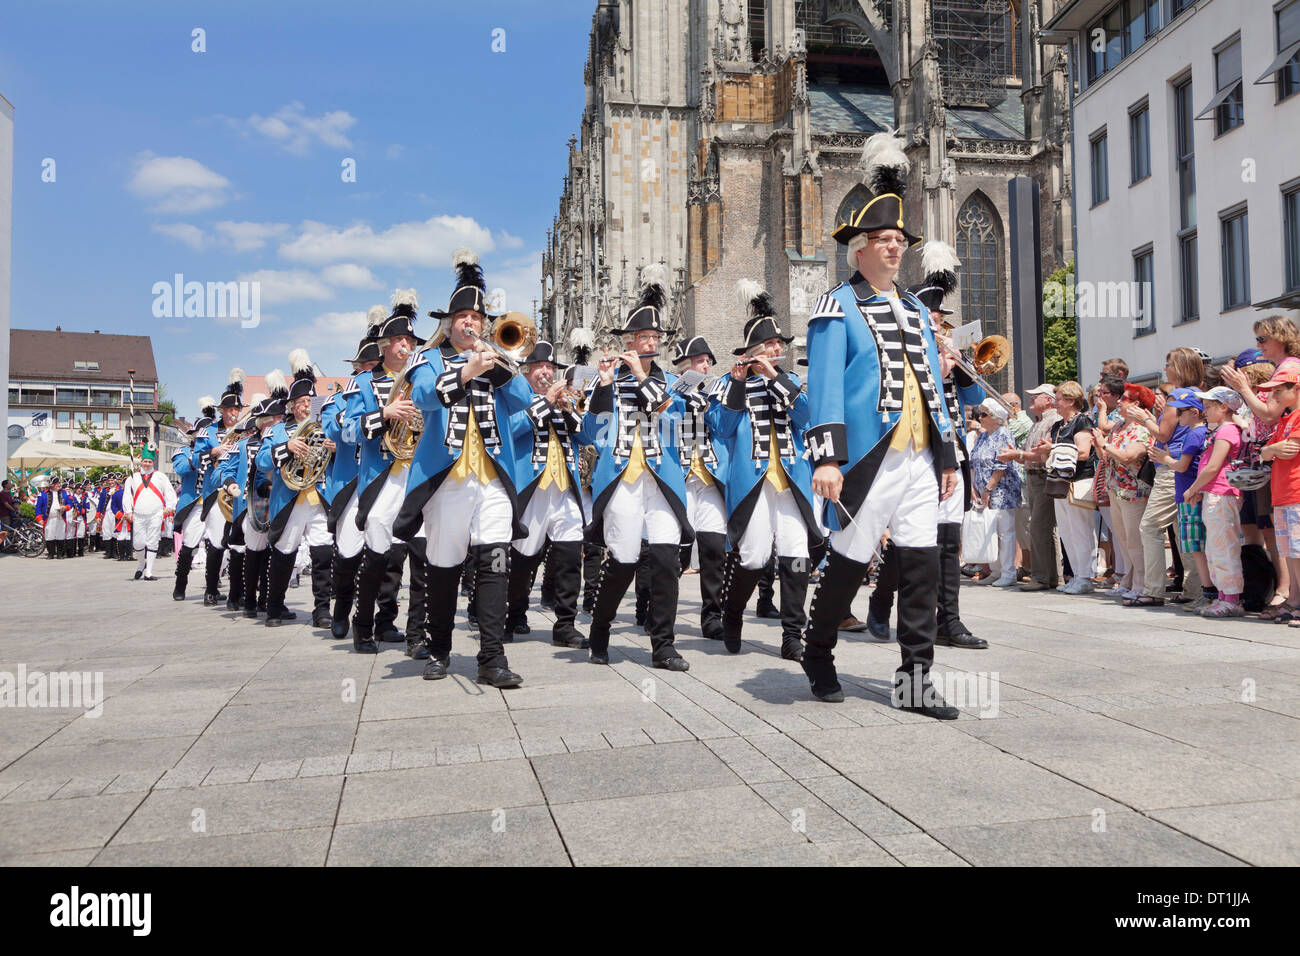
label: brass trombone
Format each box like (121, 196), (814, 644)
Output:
(466, 312), (537, 375)
(939, 333), (1014, 417)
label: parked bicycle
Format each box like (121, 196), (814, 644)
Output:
(0, 516), (47, 558)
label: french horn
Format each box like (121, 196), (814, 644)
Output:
(280, 419), (332, 490)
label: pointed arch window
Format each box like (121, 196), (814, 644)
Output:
(955, 193), (1007, 389)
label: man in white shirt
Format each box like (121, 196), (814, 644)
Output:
(122, 445), (178, 581)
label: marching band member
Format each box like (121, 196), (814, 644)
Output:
(670, 335), (730, 643)
(801, 132), (961, 719)
(222, 396), (264, 612)
(258, 351), (333, 627)
(393, 248), (533, 685)
(198, 372), (245, 605)
(92, 480), (109, 556)
(171, 418), (206, 598)
(36, 477), (69, 559)
(111, 474), (134, 561)
(122, 444), (177, 581)
(241, 380), (286, 619)
(72, 484), (88, 556)
(713, 281), (817, 662)
(505, 340), (590, 649)
(581, 264), (692, 671)
(867, 243), (988, 650)
(336, 295), (421, 652)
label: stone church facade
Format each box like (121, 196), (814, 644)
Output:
(542, 1), (1073, 392)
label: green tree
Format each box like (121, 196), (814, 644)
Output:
(1042, 261), (1078, 383)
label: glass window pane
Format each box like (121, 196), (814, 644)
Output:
(1147, 0), (1162, 36)
(1180, 233), (1199, 322)
(1104, 5), (1126, 71)
(56, 411), (70, 427)
(73, 410), (88, 427)
(1286, 188), (1300, 292)
(1221, 212), (1251, 310)
(107, 412), (121, 430)
(1130, 107), (1150, 181)
(1216, 40), (1242, 88)
(1127, 0), (1147, 52)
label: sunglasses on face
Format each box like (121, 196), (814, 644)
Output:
(1257, 336), (1271, 344)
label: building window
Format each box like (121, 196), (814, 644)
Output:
(1278, 0), (1300, 101)
(55, 410), (71, 428)
(1221, 206), (1251, 311)
(1133, 246), (1155, 336)
(1129, 101), (1150, 183)
(1086, 0), (1163, 83)
(72, 360), (100, 372)
(1090, 130), (1109, 206)
(1178, 232), (1199, 323)
(6, 387), (17, 405)
(55, 387), (87, 405)
(22, 386), (53, 405)
(955, 192), (1005, 389)
(107, 412), (121, 430)
(1171, 0), (1195, 18)
(129, 389), (154, 405)
(1285, 183), (1300, 293)
(1214, 36), (1245, 135)
(129, 427), (150, 446)
(72, 410), (88, 428)
(89, 388), (117, 407)
(88, 412), (105, 429)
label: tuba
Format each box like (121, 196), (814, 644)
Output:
(382, 364), (423, 461)
(280, 419), (332, 490)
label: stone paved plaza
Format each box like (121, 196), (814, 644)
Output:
(1, 551), (1299, 867)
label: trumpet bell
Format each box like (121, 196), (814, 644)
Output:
(972, 335), (1011, 376)
(493, 312), (538, 359)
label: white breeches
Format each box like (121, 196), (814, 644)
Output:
(421, 476), (514, 568)
(602, 473), (682, 564)
(736, 482), (809, 569)
(830, 445), (940, 563)
(275, 500), (330, 555)
(686, 475), (727, 536)
(516, 484), (585, 557)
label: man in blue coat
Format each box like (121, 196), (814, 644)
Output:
(198, 370), (245, 606)
(712, 280), (819, 662)
(240, 382), (286, 619)
(801, 132), (961, 719)
(392, 249), (534, 686)
(581, 264), (692, 671)
(171, 407), (211, 592)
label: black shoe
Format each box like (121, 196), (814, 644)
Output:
(781, 640), (804, 662)
(936, 627), (988, 649)
(243, 606), (259, 619)
(589, 651), (610, 665)
(203, 593), (218, 606)
(376, 626), (404, 643)
(226, 596), (240, 611)
(422, 657), (449, 680)
(407, 641), (431, 660)
(539, 598), (555, 612)
(141, 575), (158, 582)
(476, 666), (523, 688)
(266, 615), (283, 628)
(173, 591), (187, 601)
(894, 679), (960, 720)
(754, 599), (781, 619)
(552, 634), (589, 649)
(511, 617), (530, 635)
(960, 564), (979, 578)
(312, 608), (333, 629)
(466, 612), (479, 632)
(353, 631), (379, 654)
(134, 570), (143, 581)
(811, 685), (845, 703)
(866, 611), (890, 641)
(279, 609), (297, 621)
(653, 657), (690, 672)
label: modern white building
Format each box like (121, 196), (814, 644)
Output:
(1, 94), (13, 441)
(1044, 0), (1300, 382)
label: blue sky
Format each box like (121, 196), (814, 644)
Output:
(2, 0), (593, 415)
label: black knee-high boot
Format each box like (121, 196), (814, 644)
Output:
(506, 546), (543, 637)
(633, 539), (651, 627)
(549, 541), (587, 648)
(587, 553), (638, 663)
(539, 542), (557, 610)
(472, 543), (520, 685)
(420, 561), (462, 677)
(119, 538), (133, 560)
(264, 547), (295, 626)
(374, 543), (405, 642)
(226, 549), (245, 611)
(103, 536), (116, 559)
(720, 550), (765, 654)
(777, 555), (809, 661)
(755, 556), (780, 618)
(203, 543), (224, 605)
(892, 545), (957, 719)
(935, 523), (985, 648)
(77, 537), (86, 557)
(309, 544), (333, 629)
(331, 550), (362, 638)
(45, 541), (57, 559)
(645, 544), (688, 669)
(351, 546), (385, 651)
(405, 538), (431, 659)
(801, 550), (871, 702)
(678, 542), (693, 578)
(243, 548), (268, 618)
(582, 538), (602, 613)
(173, 544), (195, 601)
(695, 531), (727, 642)
(866, 540), (898, 639)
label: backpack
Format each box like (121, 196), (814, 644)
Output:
(1240, 543), (1277, 613)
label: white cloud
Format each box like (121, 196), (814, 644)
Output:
(238, 269), (334, 305)
(213, 221), (291, 252)
(241, 101), (357, 155)
(320, 263), (383, 289)
(186, 351), (218, 363)
(278, 215), (494, 268)
(497, 230), (526, 250)
(128, 153), (231, 214)
(153, 223), (207, 250)
(484, 251), (544, 321)
(251, 309), (371, 357)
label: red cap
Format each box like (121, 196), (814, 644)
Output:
(1258, 367), (1300, 391)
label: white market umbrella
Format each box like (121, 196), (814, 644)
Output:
(7, 437), (135, 470)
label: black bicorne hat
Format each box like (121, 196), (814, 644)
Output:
(376, 290), (425, 345)
(733, 279), (793, 355)
(287, 350), (317, 402)
(831, 132), (922, 247)
(521, 340), (568, 369)
(672, 335), (716, 365)
(218, 368), (245, 408)
(346, 305), (387, 364)
(260, 369), (289, 419)
(611, 263), (670, 335)
(429, 248), (492, 320)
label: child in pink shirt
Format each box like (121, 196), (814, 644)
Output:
(1184, 388), (1244, 617)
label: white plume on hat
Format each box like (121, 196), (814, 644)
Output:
(390, 289), (418, 310)
(197, 395), (215, 415)
(921, 240), (961, 280)
(247, 392), (267, 406)
(568, 327), (596, 349)
(264, 369), (287, 397)
(734, 278), (763, 310)
(640, 262), (668, 290)
(228, 367), (244, 385)
(451, 247), (479, 269)
(289, 349), (312, 374)
(366, 305), (387, 326)
(860, 131), (910, 195)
